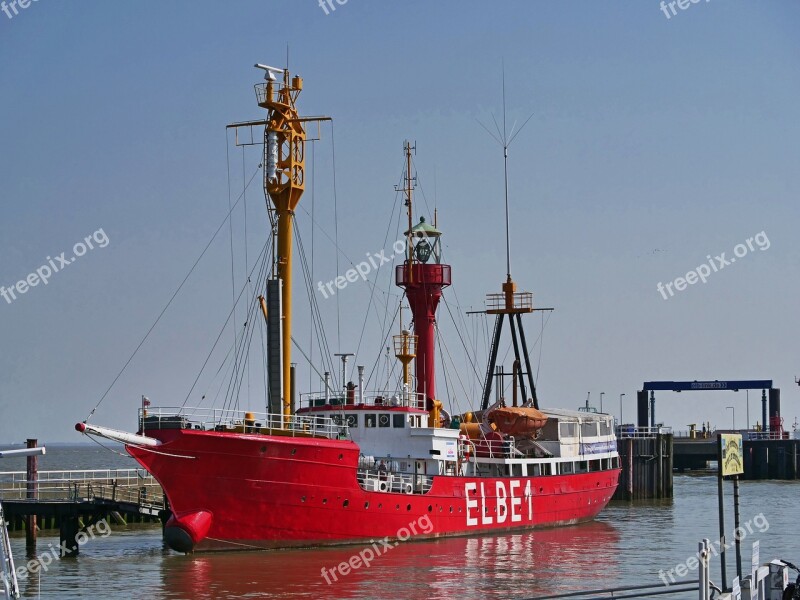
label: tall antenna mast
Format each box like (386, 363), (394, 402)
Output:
(475, 64), (546, 412)
(395, 141), (416, 274)
(477, 63), (535, 281)
(502, 68), (511, 278)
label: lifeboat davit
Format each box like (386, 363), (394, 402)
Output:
(487, 406), (548, 437)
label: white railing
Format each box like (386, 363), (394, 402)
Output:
(746, 430), (789, 440)
(0, 501), (18, 600)
(356, 469), (434, 495)
(0, 469), (164, 508)
(485, 291), (533, 312)
(616, 425), (672, 439)
(254, 82), (270, 104)
(674, 430), (717, 439)
(299, 390), (427, 411)
(467, 433), (523, 460)
(139, 407), (349, 440)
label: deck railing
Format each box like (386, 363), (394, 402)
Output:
(356, 469), (434, 495)
(139, 407), (349, 440)
(299, 390), (427, 411)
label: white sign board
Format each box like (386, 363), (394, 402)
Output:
(752, 540), (760, 572)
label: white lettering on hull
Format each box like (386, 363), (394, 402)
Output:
(465, 482), (478, 526)
(465, 479), (534, 528)
(480, 482), (492, 525)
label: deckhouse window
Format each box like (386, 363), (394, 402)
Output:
(559, 422), (577, 438)
(581, 422), (598, 438)
(345, 414), (358, 428)
(378, 414), (391, 428)
(365, 414), (376, 428)
(392, 414), (405, 428)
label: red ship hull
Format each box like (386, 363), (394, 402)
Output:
(128, 428), (620, 551)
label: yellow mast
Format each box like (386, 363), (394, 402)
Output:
(255, 66), (325, 424)
(393, 305), (417, 390)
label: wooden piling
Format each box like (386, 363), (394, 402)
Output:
(25, 438), (38, 551)
(59, 511), (80, 557)
(741, 439), (800, 481)
(613, 430), (673, 500)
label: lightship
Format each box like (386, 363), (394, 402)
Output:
(77, 64), (620, 552)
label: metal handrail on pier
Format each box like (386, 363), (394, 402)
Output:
(0, 469), (164, 511)
(0, 501), (18, 600)
(616, 425), (672, 439)
(529, 580), (701, 599)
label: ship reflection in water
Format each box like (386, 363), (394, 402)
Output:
(161, 521), (621, 599)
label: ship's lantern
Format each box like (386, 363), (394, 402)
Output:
(405, 217), (443, 264)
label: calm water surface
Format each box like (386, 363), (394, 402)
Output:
(4, 445), (799, 599)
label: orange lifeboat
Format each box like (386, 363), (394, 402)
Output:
(487, 406), (548, 437)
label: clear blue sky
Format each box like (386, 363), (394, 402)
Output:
(1, 1), (798, 443)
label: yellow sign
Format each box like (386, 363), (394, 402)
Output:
(721, 434), (744, 476)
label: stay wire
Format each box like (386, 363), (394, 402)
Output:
(86, 163), (262, 422)
(181, 237), (270, 410)
(294, 219), (336, 381)
(352, 165), (406, 373)
(222, 241), (271, 414)
(226, 132), (239, 402)
(364, 305), (401, 392)
(331, 121), (342, 353)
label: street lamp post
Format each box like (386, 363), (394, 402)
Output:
(726, 406), (735, 431)
(746, 390), (750, 431)
(600, 392), (605, 414)
(620, 393), (626, 425)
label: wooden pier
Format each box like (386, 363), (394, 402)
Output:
(741, 436), (798, 480)
(673, 431), (800, 480)
(0, 468), (165, 555)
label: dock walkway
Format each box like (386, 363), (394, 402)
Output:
(0, 468), (165, 554)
